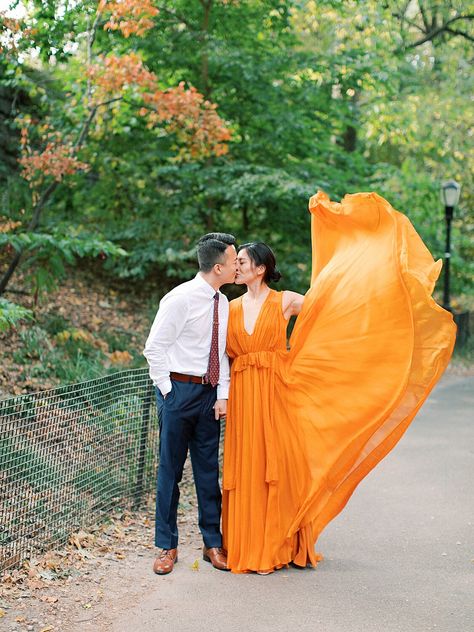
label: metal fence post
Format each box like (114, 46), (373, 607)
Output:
(134, 381), (153, 509)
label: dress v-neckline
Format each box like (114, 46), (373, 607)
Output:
(241, 290), (273, 336)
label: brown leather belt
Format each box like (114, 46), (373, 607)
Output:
(170, 371), (211, 385)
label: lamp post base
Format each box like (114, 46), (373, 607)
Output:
(453, 311), (470, 348)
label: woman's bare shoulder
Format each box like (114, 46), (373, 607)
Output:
(282, 290), (305, 318)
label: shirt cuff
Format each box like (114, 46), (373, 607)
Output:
(156, 378), (172, 397)
(216, 384), (229, 400)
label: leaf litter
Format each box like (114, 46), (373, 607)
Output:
(0, 460), (200, 631)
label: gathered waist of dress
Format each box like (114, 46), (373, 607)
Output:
(231, 349), (288, 372)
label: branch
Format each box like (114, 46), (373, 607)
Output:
(200, 0), (212, 98)
(0, 250), (23, 295)
(2, 287), (30, 295)
(445, 27), (474, 43)
(392, 12), (426, 33)
(89, 9), (103, 51)
(83, 0), (107, 107)
(74, 97), (123, 150)
(417, 0), (431, 32)
(10, 87), (19, 116)
(27, 180), (59, 231)
(402, 14), (474, 48)
(386, 2), (428, 41)
(392, 0), (414, 26)
(405, 14), (426, 32)
(447, 14), (474, 23)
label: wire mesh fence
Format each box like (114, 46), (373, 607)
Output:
(0, 368), (158, 573)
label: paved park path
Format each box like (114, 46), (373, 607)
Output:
(6, 374), (468, 632)
(97, 374), (473, 632)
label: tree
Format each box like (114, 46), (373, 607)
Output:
(0, 0), (231, 323)
(1, 0), (472, 317)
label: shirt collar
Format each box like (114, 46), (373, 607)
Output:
(195, 272), (219, 297)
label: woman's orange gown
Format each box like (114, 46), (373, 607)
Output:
(222, 191), (456, 574)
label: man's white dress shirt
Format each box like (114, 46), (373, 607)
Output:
(143, 273), (230, 399)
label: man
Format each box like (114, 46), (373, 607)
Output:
(143, 232), (237, 575)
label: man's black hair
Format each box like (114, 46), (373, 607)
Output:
(196, 232), (236, 272)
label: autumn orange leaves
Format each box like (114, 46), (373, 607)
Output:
(19, 128), (90, 186)
(86, 50), (231, 160)
(14, 0), (231, 186)
(100, 0), (160, 38)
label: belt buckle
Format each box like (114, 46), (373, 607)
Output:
(201, 374), (209, 385)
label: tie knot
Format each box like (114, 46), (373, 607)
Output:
(214, 292), (219, 301)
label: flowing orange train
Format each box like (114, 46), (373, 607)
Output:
(222, 191), (456, 574)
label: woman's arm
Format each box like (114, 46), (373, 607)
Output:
(282, 290), (305, 319)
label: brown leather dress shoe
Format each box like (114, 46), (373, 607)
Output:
(153, 548), (178, 575)
(202, 546), (229, 571)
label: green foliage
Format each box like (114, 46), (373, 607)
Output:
(371, 161), (474, 295)
(42, 312), (70, 336)
(10, 322), (143, 386)
(453, 326), (474, 364)
(0, 229), (127, 296)
(0, 298), (32, 332)
(1, 0), (472, 324)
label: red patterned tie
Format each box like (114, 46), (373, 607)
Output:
(206, 292), (220, 387)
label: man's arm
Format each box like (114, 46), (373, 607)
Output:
(216, 352), (230, 401)
(143, 293), (188, 396)
(214, 351), (230, 419)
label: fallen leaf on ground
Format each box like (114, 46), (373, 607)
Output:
(39, 596), (59, 603)
(70, 530), (95, 549)
(109, 350), (133, 365)
(27, 578), (47, 590)
(191, 559), (199, 571)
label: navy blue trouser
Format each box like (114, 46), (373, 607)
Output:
(154, 380), (222, 549)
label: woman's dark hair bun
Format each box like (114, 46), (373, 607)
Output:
(238, 242), (282, 284)
(270, 269), (282, 283)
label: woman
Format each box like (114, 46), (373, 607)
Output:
(222, 191), (456, 575)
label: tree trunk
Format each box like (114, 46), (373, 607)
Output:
(242, 205), (249, 232)
(342, 125), (357, 153)
(200, 2), (215, 234)
(200, 0), (212, 98)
